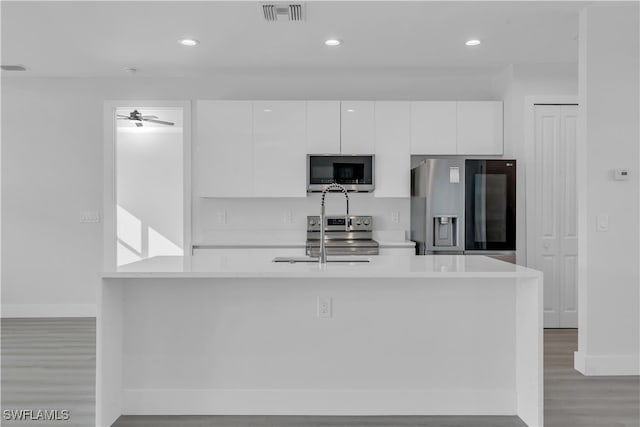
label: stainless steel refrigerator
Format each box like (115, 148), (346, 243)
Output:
(410, 158), (516, 263)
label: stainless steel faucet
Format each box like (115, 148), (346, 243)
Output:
(319, 183), (350, 264)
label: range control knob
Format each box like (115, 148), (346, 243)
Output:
(309, 218), (316, 226)
(356, 221), (362, 226)
(363, 218), (370, 226)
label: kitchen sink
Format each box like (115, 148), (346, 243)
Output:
(273, 257), (370, 263)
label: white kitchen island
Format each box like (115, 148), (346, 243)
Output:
(98, 255), (543, 427)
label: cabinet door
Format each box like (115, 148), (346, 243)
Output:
(307, 101), (340, 154)
(374, 102), (411, 198)
(341, 101), (375, 154)
(196, 101), (253, 197)
(456, 101), (503, 155)
(410, 101), (457, 155)
(253, 101), (307, 197)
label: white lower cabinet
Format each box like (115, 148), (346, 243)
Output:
(374, 102), (411, 197)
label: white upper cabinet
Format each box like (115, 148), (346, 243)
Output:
(410, 101), (457, 155)
(341, 101), (375, 154)
(306, 101), (341, 154)
(410, 101), (503, 155)
(253, 101), (307, 197)
(196, 99), (503, 199)
(456, 101), (503, 155)
(374, 102), (411, 198)
(196, 100), (253, 197)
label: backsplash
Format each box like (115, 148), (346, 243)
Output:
(192, 194), (409, 245)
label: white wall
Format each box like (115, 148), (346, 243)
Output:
(0, 72), (498, 315)
(574, 3), (640, 375)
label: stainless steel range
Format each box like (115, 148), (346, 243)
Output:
(306, 215), (379, 256)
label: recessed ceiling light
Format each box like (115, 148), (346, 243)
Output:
(324, 39), (342, 46)
(179, 38), (200, 47)
(263, 109), (272, 113)
(465, 39), (481, 46)
(346, 109), (355, 113)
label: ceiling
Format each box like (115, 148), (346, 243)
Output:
(1, 1), (587, 78)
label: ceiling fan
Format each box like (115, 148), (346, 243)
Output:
(116, 110), (175, 127)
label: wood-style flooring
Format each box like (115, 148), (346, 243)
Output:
(1, 318), (95, 427)
(1, 319), (638, 427)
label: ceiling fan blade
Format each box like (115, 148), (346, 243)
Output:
(142, 118), (175, 126)
(116, 115), (129, 118)
(141, 115), (158, 119)
(135, 122), (143, 127)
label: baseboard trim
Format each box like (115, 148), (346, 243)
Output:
(574, 351), (640, 375)
(1, 304), (97, 318)
(123, 389), (517, 415)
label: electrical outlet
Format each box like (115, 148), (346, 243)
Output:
(596, 214), (609, 232)
(217, 211), (227, 225)
(391, 211), (400, 224)
(283, 210), (293, 225)
(317, 297), (332, 318)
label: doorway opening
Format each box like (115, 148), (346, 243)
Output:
(104, 102), (191, 269)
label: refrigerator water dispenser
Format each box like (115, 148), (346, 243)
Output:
(433, 216), (457, 247)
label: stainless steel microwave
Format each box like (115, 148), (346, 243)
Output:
(307, 155), (375, 192)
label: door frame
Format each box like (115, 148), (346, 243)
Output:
(103, 100), (192, 271)
(524, 96), (578, 270)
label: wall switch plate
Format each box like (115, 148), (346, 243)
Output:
(596, 214), (609, 232)
(80, 211), (100, 223)
(391, 211), (400, 224)
(613, 169), (630, 181)
(317, 297), (332, 318)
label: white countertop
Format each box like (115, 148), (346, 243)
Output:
(102, 254), (540, 279)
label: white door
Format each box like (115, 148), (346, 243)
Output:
(534, 105), (578, 328)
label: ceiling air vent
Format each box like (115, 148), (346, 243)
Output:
(259, 2), (305, 22)
(1, 65), (27, 71)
